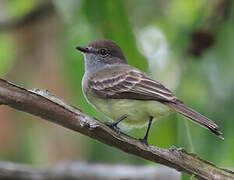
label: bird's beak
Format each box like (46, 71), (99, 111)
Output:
(76, 46), (90, 53)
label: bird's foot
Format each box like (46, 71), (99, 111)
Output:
(169, 146), (184, 152)
(139, 138), (149, 146)
(105, 122), (121, 135)
(139, 116), (153, 146)
(105, 115), (127, 135)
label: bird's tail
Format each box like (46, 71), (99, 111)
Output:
(165, 102), (224, 140)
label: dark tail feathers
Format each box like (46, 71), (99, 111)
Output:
(165, 102), (224, 140)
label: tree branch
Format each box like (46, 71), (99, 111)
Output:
(0, 161), (180, 180)
(0, 78), (233, 180)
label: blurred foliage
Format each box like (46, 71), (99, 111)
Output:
(0, 0), (234, 179)
(0, 35), (15, 74)
(6, 0), (36, 18)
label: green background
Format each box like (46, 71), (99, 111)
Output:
(0, 0), (233, 179)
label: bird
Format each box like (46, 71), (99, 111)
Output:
(76, 39), (223, 145)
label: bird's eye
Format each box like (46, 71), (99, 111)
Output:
(99, 48), (108, 56)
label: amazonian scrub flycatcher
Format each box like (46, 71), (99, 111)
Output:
(76, 39), (223, 144)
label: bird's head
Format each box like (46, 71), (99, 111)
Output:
(76, 39), (127, 71)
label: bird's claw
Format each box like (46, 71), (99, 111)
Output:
(105, 122), (121, 135)
(169, 146), (184, 152)
(139, 138), (149, 146)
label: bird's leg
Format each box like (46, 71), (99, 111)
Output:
(139, 116), (153, 145)
(105, 114), (127, 135)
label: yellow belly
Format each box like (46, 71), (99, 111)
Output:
(89, 97), (173, 130)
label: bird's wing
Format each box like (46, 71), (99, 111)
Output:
(88, 65), (224, 139)
(88, 65), (180, 103)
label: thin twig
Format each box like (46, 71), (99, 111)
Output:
(0, 161), (181, 180)
(0, 78), (233, 180)
(184, 119), (195, 153)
